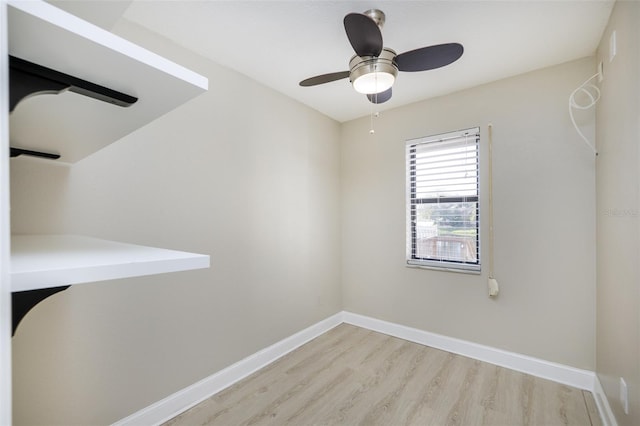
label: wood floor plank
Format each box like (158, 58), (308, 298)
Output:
(532, 377), (593, 425)
(164, 324), (600, 426)
(163, 325), (366, 426)
(583, 389), (603, 426)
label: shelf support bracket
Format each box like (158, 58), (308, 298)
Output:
(9, 55), (138, 112)
(10, 147), (61, 160)
(12, 286), (70, 336)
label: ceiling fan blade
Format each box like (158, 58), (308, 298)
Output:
(299, 71), (350, 87)
(344, 13), (383, 57)
(396, 43), (464, 72)
(367, 87), (392, 104)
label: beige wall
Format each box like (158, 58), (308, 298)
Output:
(9, 10), (608, 426)
(341, 57), (597, 370)
(595, 1), (640, 425)
(10, 21), (342, 425)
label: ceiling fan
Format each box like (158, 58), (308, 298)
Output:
(299, 9), (463, 104)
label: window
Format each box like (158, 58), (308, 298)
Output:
(406, 127), (480, 272)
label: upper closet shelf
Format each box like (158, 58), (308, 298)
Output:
(8, 0), (208, 164)
(11, 235), (210, 293)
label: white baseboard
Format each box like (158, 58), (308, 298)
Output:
(112, 312), (344, 426)
(342, 311), (596, 391)
(593, 374), (618, 426)
(114, 310), (606, 426)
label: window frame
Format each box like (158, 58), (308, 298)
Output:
(406, 127), (481, 273)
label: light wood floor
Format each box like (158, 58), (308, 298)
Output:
(164, 324), (602, 426)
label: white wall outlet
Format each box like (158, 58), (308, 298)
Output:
(620, 377), (629, 414)
(609, 30), (617, 63)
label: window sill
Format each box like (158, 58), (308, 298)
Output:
(406, 262), (481, 275)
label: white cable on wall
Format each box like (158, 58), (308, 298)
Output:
(569, 72), (600, 155)
(487, 123), (499, 297)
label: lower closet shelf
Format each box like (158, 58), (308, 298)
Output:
(11, 234), (210, 292)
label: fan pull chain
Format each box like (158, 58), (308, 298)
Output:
(370, 74), (378, 134)
(370, 99), (375, 134)
(369, 111), (381, 134)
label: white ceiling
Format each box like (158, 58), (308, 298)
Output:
(51, 0), (614, 123)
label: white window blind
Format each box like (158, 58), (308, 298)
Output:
(406, 127), (480, 272)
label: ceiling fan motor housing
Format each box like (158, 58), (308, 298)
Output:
(349, 48), (398, 94)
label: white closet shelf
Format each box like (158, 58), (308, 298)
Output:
(8, 0), (208, 164)
(11, 235), (210, 293)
